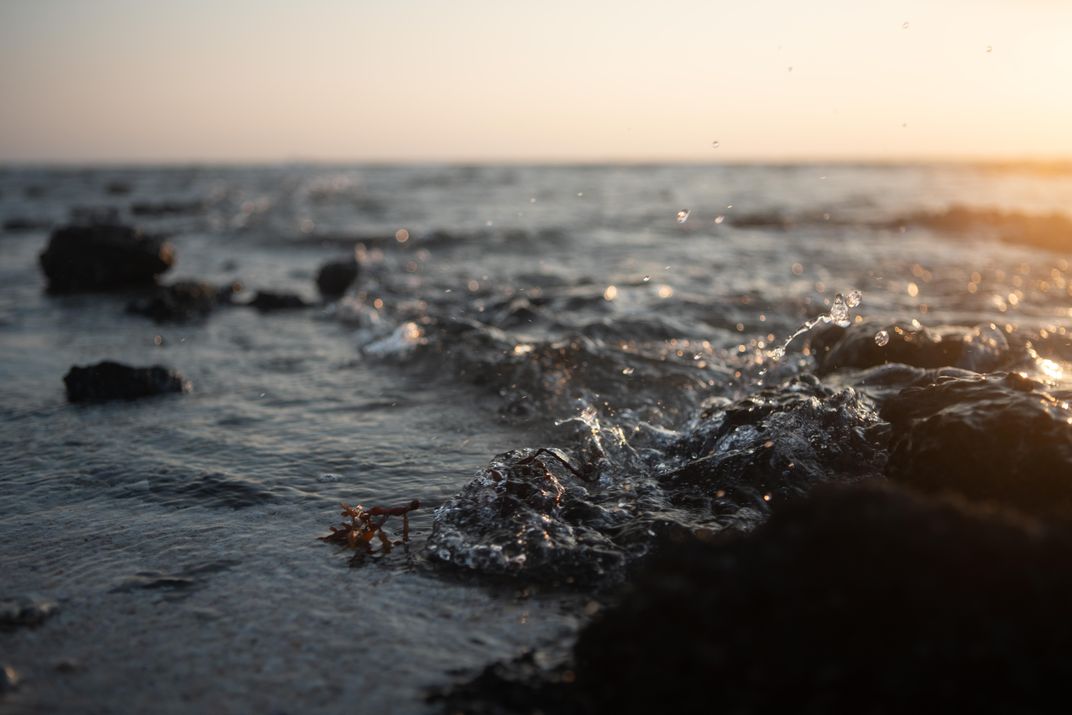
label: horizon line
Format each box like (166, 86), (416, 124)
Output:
(4, 155), (1072, 170)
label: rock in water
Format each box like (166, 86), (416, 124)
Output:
(64, 361), (188, 402)
(569, 485), (1072, 715)
(315, 258), (359, 298)
(247, 291), (311, 312)
(882, 370), (1072, 517)
(39, 223), (174, 292)
(127, 280), (240, 322)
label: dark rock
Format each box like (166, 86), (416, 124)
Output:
(315, 257), (359, 297)
(0, 596), (58, 630)
(127, 280), (241, 322)
(64, 361), (188, 402)
(660, 374), (886, 512)
(247, 291), (311, 312)
(39, 223), (174, 293)
(810, 321), (1016, 375)
(130, 199), (204, 216)
(882, 370), (1072, 517)
(568, 485), (1072, 715)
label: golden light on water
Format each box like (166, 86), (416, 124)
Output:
(1037, 358), (1064, 382)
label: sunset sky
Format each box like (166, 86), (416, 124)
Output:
(1, 0), (1070, 163)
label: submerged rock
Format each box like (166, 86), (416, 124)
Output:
(0, 596), (58, 630)
(64, 361), (188, 402)
(568, 485), (1072, 715)
(882, 370), (1072, 517)
(247, 291), (311, 312)
(315, 257), (359, 298)
(39, 223), (174, 293)
(127, 280), (241, 322)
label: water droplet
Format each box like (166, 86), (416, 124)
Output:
(642, 275), (651, 282)
(768, 347), (785, 361)
(986, 45), (993, 53)
(711, 140), (720, 149)
(714, 215), (725, 224)
(829, 294), (850, 327)
(902, 21), (909, 29)
(875, 329), (890, 347)
(845, 289), (862, 308)
(622, 367), (635, 376)
(675, 209), (690, 224)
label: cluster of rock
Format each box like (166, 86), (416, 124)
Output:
(38, 221), (360, 401)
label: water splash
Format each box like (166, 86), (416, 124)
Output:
(768, 291), (861, 361)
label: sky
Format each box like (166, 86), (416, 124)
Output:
(1, 0), (1071, 164)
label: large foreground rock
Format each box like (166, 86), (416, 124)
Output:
(39, 223), (174, 292)
(882, 370), (1072, 517)
(569, 485), (1072, 714)
(64, 361), (188, 402)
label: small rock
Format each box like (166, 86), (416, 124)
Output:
(0, 665), (19, 693)
(39, 223), (174, 293)
(127, 280), (240, 322)
(247, 291), (311, 312)
(315, 258), (359, 298)
(64, 361), (188, 402)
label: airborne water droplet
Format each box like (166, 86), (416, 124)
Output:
(845, 289), (862, 308)
(642, 275), (651, 282)
(714, 215), (725, 224)
(830, 293), (850, 327)
(902, 21), (909, 29)
(875, 329), (890, 347)
(986, 45), (993, 53)
(622, 367), (635, 376)
(676, 209), (690, 224)
(711, 140), (720, 149)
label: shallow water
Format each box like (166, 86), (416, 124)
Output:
(2, 163), (1072, 712)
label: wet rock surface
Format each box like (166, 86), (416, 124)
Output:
(427, 448), (627, 584)
(38, 223), (174, 292)
(126, 280), (240, 322)
(64, 361), (189, 402)
(882, 370), (1072, 517)
(809, 320), (1019, 374)
(315, 257), (359, 298)
(440, 485), (1072, 714)
(428, 376), (887, 585)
